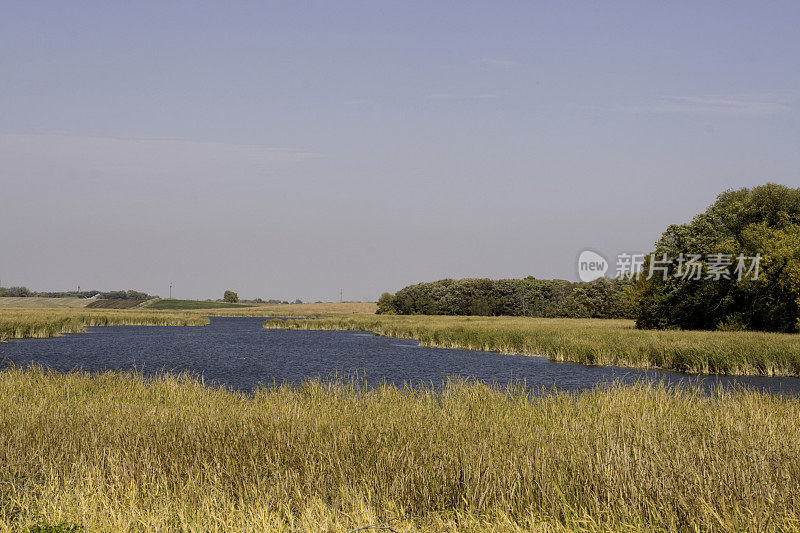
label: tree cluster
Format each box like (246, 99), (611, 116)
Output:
(377, 276), (636, 318)
(636, 183), (800, 332)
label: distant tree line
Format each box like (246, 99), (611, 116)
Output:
(97, 290), (152, 300)
(0, 287), (152, 300)
(377, 277), (636, 319)
(0, 286), (307, 305)
(378, 184), (800, 333)
(0, 286), (34, 297)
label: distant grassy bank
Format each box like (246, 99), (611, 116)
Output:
(144, 298), (254, 310)
(86, 298), (151, 309)
(0, 297), (91, 308)
(0, 303), (373, 341)
(0, 309), (208, 341)
(265, 314), (800, 376)
(144, 299), (376, 312)
(196, 301), (377, 316)
(1, 368), (798, 531)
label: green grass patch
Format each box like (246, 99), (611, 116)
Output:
(85, 298), (150, 309)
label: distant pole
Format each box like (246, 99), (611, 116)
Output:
(340, 288), (343, 303)
(169, 282), (172, 299)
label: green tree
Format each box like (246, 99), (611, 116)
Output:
(223, 290), (239, 303)
(376, 292), (396, 314)
(636, 183), (800, 332)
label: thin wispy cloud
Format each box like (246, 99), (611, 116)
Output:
(0, 133), (324, 162)
(0, 134), (324, 196)
(424, 91), (507, 101)
(479, 58), (517, 69)
(619, 94), (792, 117)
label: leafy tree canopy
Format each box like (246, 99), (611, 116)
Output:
(636, 183), (800, 332)
(379, 277), (636, 319)
(223, 290), (239, 303)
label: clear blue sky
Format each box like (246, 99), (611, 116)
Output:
(1, 1), (798, 301)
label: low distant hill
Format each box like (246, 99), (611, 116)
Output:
(86, 299), (151, 309)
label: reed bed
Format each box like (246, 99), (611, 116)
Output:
(264, 314), (800, 376)
(0, 309), (208, 342)
(0, 368), (798, 531)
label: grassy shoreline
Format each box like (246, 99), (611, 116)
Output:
(264, 314), (800, 377)
(0, 302), (373, 342)
(1, 368), (798, 531)
(0, 309), (208, 342)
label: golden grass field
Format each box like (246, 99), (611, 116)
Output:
(1, 368), (799, 532)
(265, 314), (800, 376)
(0, 297), (92, 308)
(2, 303), (800, 530)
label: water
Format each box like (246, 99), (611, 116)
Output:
(1, 317), (798, 394)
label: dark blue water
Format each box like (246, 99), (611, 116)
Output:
(1, 317), (798, 394)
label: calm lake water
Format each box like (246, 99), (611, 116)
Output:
(1, 317), (798, 394)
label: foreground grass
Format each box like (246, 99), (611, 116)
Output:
(0, 369), (798, 531)
(265, 314), (800, 376)
(0, 309), (208, 341)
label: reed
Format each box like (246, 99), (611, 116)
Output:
(264, 314), (800, 376)
(0, 368), (798, 531)
(0, 309), (208, 342)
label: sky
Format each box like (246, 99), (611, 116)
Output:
(1, 1), (798, 301)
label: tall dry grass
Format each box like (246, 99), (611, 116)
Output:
(0, 368), (798, 531)
(265, 314), (800, 376)
(0, 309), (208, 342)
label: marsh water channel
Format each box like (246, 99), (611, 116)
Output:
(1, 317), (798, 394)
